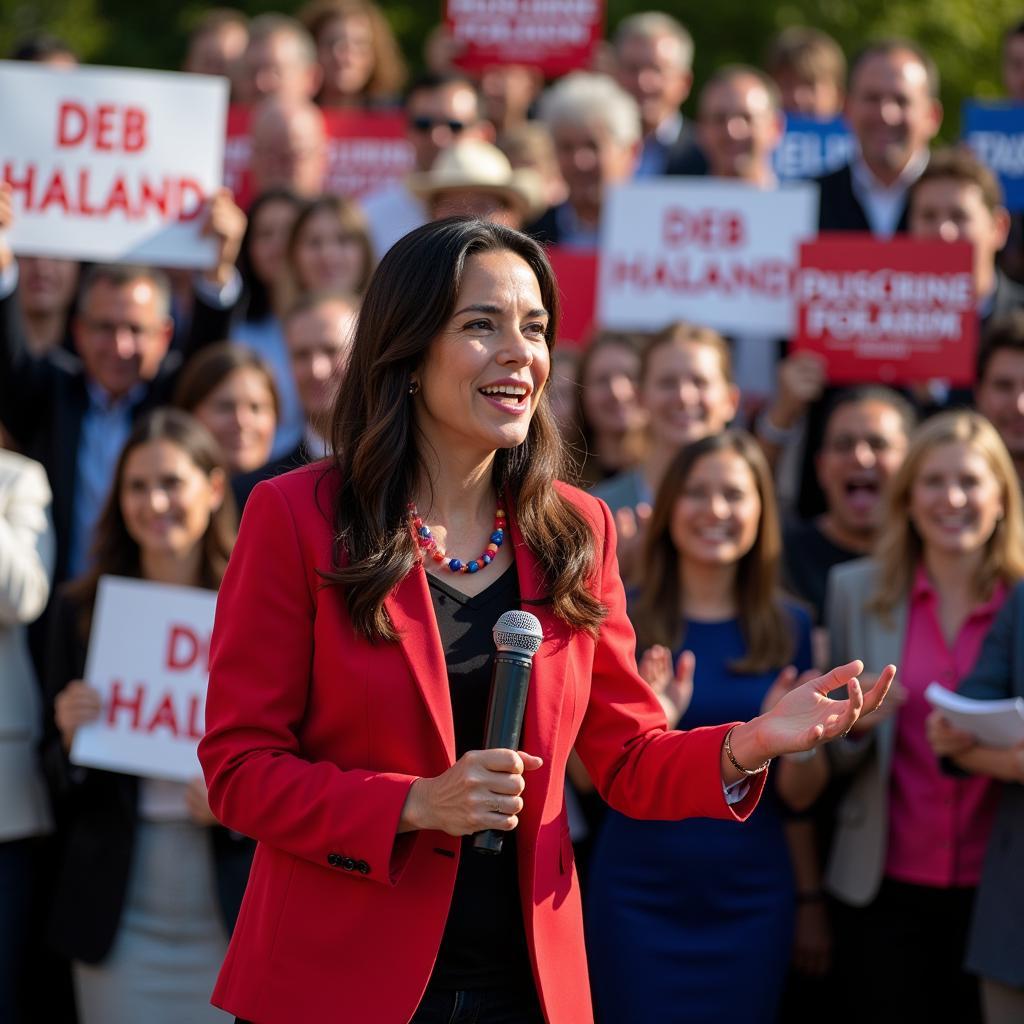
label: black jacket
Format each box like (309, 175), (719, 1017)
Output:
(816, 160), (916, 235)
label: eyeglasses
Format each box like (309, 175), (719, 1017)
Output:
(409, 116), (471, 134)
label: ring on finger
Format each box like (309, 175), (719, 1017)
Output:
(491, 800), (501, 814)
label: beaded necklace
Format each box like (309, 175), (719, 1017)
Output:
(408, 500), (506, 574)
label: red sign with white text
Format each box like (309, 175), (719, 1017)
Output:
(224, 106), (413, 208)
(548, 246), (597, 348)
(445, 0), (604, 77)
(793, 236), (976, 385)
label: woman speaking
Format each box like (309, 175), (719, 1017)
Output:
(198, 219), (892, 1024)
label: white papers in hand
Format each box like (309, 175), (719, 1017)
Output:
(924, 683), (1024, 748)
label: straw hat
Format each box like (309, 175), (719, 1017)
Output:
(407, 139), (545, 220)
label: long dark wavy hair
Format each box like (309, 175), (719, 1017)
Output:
(323, 217), (606, 642)
(67, 408), (238, 638)
(633, 430), (795, 674)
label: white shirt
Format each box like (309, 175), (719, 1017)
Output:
(849, 149), (929, 238)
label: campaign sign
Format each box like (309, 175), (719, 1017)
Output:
(774, 114), (856, 181)
(445, 0), (604, 77)
(224, 106), (413, 208)
(963, 101), (1024, 211)
(70, 577), (217, 782)
(548, 246), (597, 347)
(792, 236), (976, 385)
(0, 61), (227, 267)
(598, 179), (819, 335)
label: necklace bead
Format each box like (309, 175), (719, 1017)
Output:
(408, 498), (505, 574)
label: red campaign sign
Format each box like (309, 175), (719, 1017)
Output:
(792, 235), (977, 385)
(548, 246), (597, 348)
(223, 106), (414, 208)
(445, 0), (604, 77)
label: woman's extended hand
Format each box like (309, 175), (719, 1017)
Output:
(639, 646), (694, 727)
(727, 661), (896, 772)
(54, 679), (103, 752)
(399, 749), (544, 836)
(760, 667), (818, 715)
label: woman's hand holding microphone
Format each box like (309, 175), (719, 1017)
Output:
(399, 749), (544, 836)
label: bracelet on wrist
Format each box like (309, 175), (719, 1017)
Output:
(724, 726), (772, 777)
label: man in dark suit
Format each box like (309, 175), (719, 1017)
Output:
(233, 290), (358, 507)
(817, 40), (942, 235)
(0, 185), (245, 583)
(611, 12), (706, 178)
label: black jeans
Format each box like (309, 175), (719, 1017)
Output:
(236, 985), (544, 1024)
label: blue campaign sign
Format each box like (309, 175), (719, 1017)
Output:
(963, 101), (1024, 211)
(773, 114), (856, 181)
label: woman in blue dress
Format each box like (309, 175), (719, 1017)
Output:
(586, 429), (815, 1024)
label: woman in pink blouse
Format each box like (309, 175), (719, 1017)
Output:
(823, 410), (1024, 1024)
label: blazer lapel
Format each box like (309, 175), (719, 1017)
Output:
(509, 511), (573, 761)
(384, 566), (456, 765)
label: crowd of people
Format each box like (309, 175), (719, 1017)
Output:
(3, 4), (1024, 1023)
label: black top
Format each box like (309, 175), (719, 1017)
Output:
(781, 518), (859, 624)
(425, 563), (534, 992)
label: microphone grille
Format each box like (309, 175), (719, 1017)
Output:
(493, 610), (543, 655)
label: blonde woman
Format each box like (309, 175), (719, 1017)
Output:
(825, 410), (1024, 1024)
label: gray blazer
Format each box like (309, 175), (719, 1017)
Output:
(823, 557), (906, 907)
(0, 450), (55, 840)
(958, 581), (1024, 988)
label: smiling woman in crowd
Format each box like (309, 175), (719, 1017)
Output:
(593, 321), (740, 585)
(173, 342), (280, 479)
(586, 430), (817, 1024)
(825, 410), (1024, 1024)
(43, 409), (250, 1024)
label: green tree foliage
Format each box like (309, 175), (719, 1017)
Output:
(1, 0), (1019, 137)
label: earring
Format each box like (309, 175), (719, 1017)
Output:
(408, 379), (420, 396)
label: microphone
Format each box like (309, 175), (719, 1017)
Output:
(474, 610), (544, 855)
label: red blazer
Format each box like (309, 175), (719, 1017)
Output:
(199, 464), (764, 1024)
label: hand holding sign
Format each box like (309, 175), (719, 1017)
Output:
(55, 679), (103, 752)
(0, 183), (11, 272)
(199, 187), (246, 288)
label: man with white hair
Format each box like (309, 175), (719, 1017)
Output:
(526, 72), (641, 247)
(613, 12), (705, 177)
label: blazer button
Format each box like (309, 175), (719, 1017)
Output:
(327, 853), (342, 867)
(341, 857), (356, 871)
(356, 860), (370, 874)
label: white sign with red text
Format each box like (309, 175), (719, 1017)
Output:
(0, 61), (228, 267)
(598, 179), (819, 334)
(70, 576), (217, 782)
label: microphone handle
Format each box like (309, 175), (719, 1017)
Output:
(474, 651), (532, 855)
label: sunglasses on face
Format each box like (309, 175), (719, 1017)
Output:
(409, 116), (471, 134)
